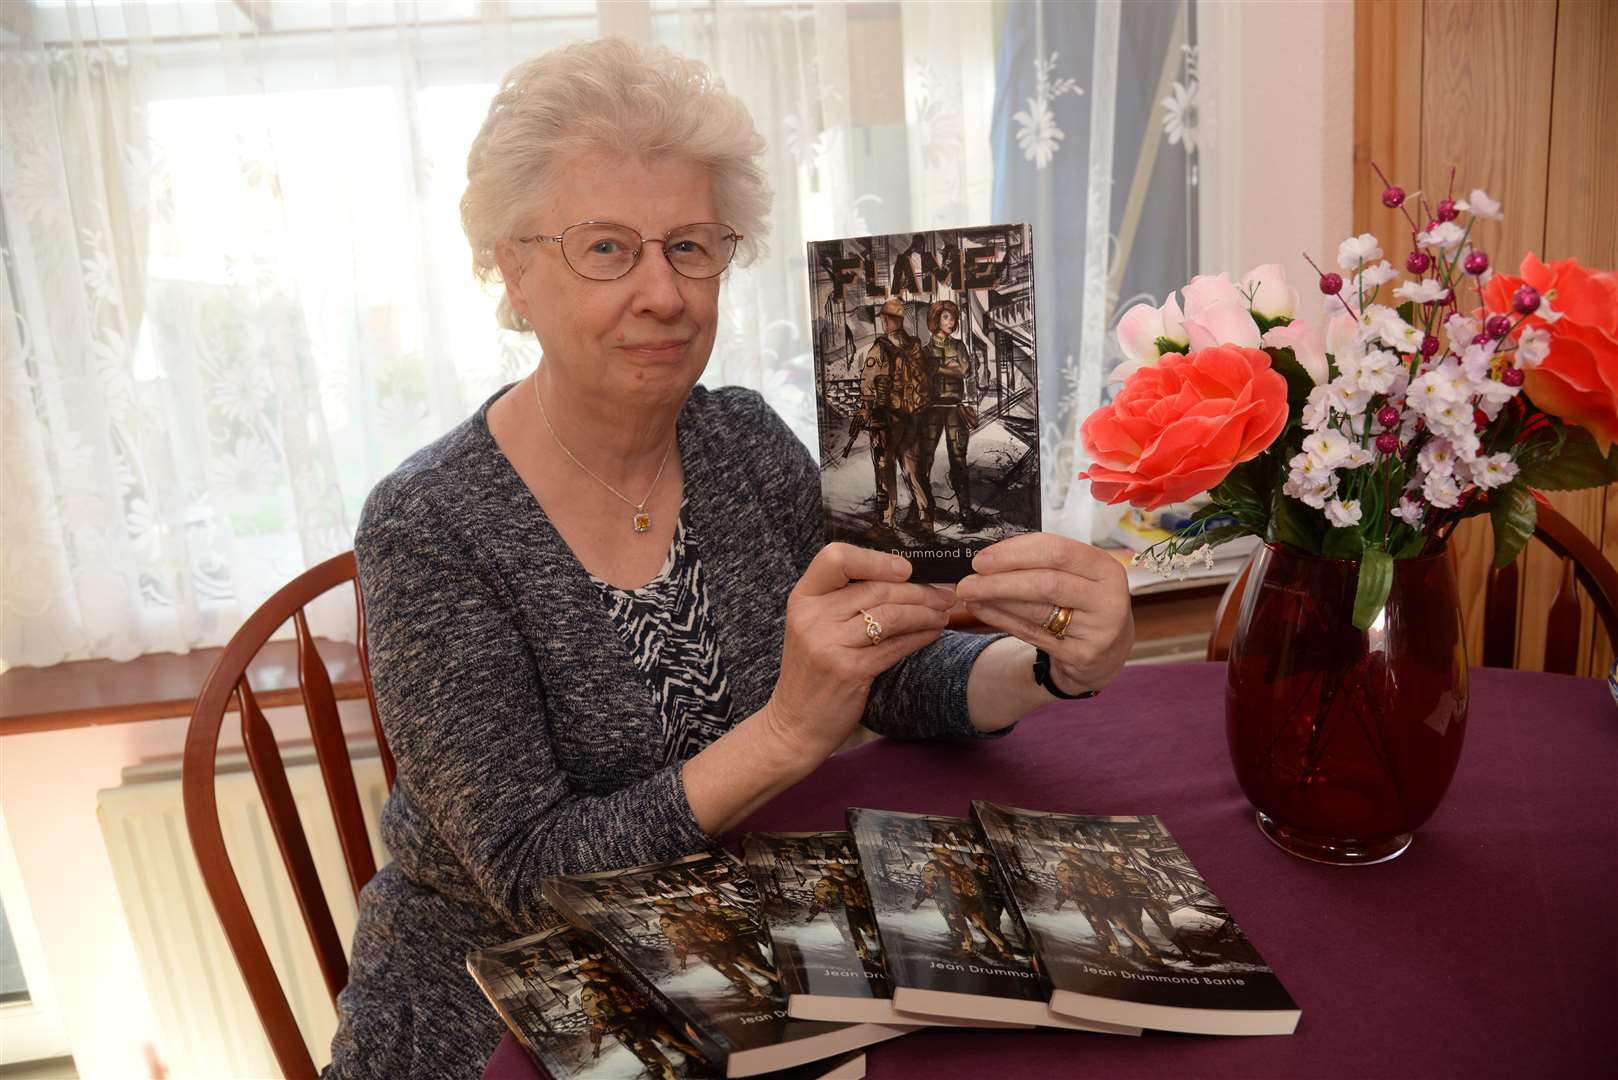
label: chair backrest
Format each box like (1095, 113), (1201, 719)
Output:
(182, 551), (394, 1080)
(1206, 495), (1618, 675)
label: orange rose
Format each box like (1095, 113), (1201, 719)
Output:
(1484, 254), (1618, 449)
(1080, 345), (1289, 510)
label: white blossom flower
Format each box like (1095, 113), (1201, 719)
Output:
(1419, 438), (1458, 477)
(1394, 278), (1448, 303)
(1516, 327), (1550, 368)
(1324, 373), (1372, 417)
(1355, 260), (1400, 290)
(1343, 445), (1375, 469)
(1351, 348), (1401, 395)
(1408, 369), (1457, 412)
(1365, 305), (1424, 351)
(1337, 233), (1384, 270)
(1457, 188), (1503, 220)
(1471, 452), (1520, 490)
(1284, 453), (1336, 509)
(1446, 314), (1481, 346)
(1303, 428), (1354, 469)
(1325, 498), (1363, 528)
(1302, 384), (1333, 431)
(1459, 343), (1493, 382)
(1422, 471), (1463, 509)
(1474, 376), (1519, 419)
(1393, 497), (1425, 526)
(1416, 220), (1466, 251)
(1536, 298), (1565, 325)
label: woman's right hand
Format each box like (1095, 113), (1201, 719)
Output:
(761, 543), (954, 765)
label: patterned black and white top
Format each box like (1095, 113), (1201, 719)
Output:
(591, 513), (735, 767)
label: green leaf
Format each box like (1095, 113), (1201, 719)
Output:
(1396, 301), (1416, 325)
(1488, 481), (1538, 569)
(1518, 426), (1618, 490)
(1353, 546), (1394, 631)
(1154, 336), (1189, 357)
(1177, 523), (1252, 554)
(1267, 490), (1323, 554)
(1264, 348), (1317, 414)
(1252, 312), (1290, 335)
(1213, 458), (1266, 509)
(1321, 526), (1365, 559)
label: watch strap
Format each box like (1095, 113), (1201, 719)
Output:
(1033, 648), (1100, 700)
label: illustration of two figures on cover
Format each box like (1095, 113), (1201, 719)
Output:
(811, 226), (1039, 550)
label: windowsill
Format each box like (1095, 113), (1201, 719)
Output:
(0, 639), (366, 737)
(1, 573), (1223, 738)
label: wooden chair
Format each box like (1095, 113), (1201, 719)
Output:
(1206, 494), (1618, 675)
(182, 551), (394, 1080)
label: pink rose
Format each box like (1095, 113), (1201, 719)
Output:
(1080, 346), (1290, 510)
(1260, 319), (1328, 384)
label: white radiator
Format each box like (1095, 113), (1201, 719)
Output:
(98, 737), (390, 1078)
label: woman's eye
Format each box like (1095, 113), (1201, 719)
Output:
(591, 241), (621, 255)
(670, 241), (702, 255)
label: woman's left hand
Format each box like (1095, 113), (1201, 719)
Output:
(954, 533), (1134, 695)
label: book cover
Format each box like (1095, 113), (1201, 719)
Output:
(542, 851), (909, 1078)
(742, 831), (958, 1027)
(971, 802), (1301, 1036)
(466, 907), (717, 1079)
(844, 808), (1133, 1035)
(807, 225), (1041, 583)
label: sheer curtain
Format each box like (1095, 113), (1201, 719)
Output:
(0, 0), (1201, 666)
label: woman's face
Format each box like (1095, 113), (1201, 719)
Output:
(501, 152), (721, 413)
(939, 308), (957, 335)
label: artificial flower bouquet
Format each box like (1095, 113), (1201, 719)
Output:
(1080, 169), (1618, 628)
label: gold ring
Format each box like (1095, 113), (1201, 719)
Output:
(860, 609), (883, 647)
(1043, 605), (1073, 640)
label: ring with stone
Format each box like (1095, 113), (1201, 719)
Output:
(860, 609), (883, 647)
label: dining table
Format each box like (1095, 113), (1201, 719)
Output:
(483, 661), (1616, 1079)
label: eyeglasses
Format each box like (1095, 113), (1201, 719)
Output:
(513, 221), (742, 281)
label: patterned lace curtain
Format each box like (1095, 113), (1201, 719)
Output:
(0, 0), (1200, 666)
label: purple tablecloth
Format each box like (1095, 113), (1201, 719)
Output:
(485, 663), (1616, 1079)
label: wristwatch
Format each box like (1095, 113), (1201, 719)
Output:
(1033, 648), (1100, 700)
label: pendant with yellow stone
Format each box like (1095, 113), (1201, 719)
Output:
(633, 511), (652, 533)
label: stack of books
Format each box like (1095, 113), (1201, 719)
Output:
(468, 803), (1300, 1080)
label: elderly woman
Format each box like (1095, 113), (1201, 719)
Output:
(328, 38), (1132, 1079)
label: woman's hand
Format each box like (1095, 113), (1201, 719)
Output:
(955, 533), (1133, 696)
(762, 543), (954, 764)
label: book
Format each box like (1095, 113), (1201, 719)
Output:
(806, 225), (1041, 583)
(741, 831), (973, 1027)
(844, 807), (1136, 1035)
(465, 914), (868, 1079)
(971, 802), (1301, 1036)
(466, 906), (720, 1079)
(542, 850), (911, 1078)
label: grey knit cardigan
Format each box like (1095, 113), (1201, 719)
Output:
(325, 385), (1003, 1078)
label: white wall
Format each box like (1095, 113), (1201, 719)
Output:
(1200, 0), (1355, 319)
(0, 699), (376, 1078)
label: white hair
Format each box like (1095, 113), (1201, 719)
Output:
(461, 37), (772, 331)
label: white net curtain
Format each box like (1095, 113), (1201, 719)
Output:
(0, 0), (1202, 666)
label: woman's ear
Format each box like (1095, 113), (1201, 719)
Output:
(494, 242), (532, 326)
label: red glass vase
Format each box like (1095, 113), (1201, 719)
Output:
(1225, 543), (1469, 865)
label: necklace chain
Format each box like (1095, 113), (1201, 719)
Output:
(531, 372), (674, 532)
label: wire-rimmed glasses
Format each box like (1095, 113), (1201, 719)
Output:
(513, 221), (742, 281)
